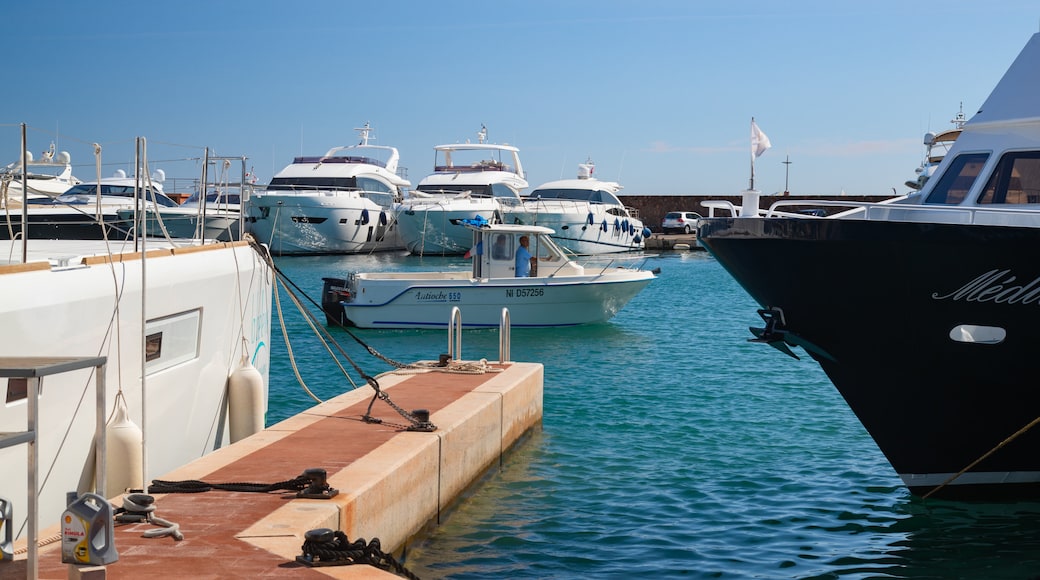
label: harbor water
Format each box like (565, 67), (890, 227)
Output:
(267, 250), (1040, 579)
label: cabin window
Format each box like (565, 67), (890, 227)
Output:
(490, 183), (518, 199)
(356, 177), (393, 194)
(5, 378), (27, 403)
(144, 309), (202, 374)
(976, 151), (1040, 204)
(268, 177), (358, 191)
(924, 153), (989, 205)
(491, 234), (513, 260)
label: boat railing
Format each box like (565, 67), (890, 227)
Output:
(0, 356), (108, 580)
(499, 308), (511, 363)
(704, 197), (1040, 227)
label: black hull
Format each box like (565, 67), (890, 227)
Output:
(698, 217), (1040, 500)
(0, 215), (134, 240)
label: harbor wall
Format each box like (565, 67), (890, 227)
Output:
(620, 194), (895, 231)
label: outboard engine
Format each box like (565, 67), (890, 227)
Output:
(321, 277), (350, 326)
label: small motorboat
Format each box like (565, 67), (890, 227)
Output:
(321, 220), (656, 329)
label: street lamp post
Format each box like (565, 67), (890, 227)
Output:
(782, 155), (792, 195)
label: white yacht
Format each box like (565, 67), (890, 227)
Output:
(118, 155), (250, 242)
(1, 169), (179, 240)
(394, 126), (528, 255)
(0, 142), (80, 206)
(246, 123), (410, 255)
(519, 160), (650, 255)
(0, 136), (273, 560)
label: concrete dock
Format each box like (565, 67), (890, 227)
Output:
(644, 233), (702, 251)
(11, 361), (543, 579)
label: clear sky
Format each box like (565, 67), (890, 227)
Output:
(4, 1), (1039, 196)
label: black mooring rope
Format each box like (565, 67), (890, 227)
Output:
(298, 530), (420, 579)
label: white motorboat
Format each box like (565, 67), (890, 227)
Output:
(321, 221), (655, 329)
(118, 155), (250, 242)
(0, 142), (80, 207)
(519, 160), (651, 255)
(1, 169), (180, 240)
(697, 32), (1040, 500)
(246, 123), (410, 255)
(394, 126), (528, 256)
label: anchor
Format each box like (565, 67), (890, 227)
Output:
(748, 307), (836, 362)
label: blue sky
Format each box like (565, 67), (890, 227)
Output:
(4, 1), (1038, 196)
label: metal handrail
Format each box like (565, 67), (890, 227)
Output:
(448, 307), (462, 361)
(499, 308), (511, 363)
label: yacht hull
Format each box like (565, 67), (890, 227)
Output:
(0, 240), (272, 539)
(698, 216), (1040, 500)
(395, 203), (500, 256)
(247, 193), (401, 255)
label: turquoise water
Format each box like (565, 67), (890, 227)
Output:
(267, 251), (1040, 579)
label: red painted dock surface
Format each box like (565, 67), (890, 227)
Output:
(6, 362), (541, 580)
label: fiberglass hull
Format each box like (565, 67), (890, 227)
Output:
(334, 273), (654, 329)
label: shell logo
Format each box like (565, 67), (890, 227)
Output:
(64, 515), (72, 523)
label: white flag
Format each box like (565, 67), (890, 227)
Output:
(751, 119), (772, 158)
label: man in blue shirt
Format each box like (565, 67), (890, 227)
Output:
(515, 235), (535, 277)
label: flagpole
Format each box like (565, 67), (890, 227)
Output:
(749, 117), (756, 191)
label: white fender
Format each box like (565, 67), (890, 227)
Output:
(104, 394), (143, 498)
(229, 354), (265, 443)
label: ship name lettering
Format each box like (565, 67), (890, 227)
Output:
(932, 268), (1040, 305)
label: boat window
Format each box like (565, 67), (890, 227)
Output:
(357, 177), (393, 194)
(977, 151), (1040, 204)
(491, 183), (519, 199)
(530, 188), (593, 201)
(491, 234), (513, 260)
(5, 378), (27, 403)
(924, 153), (989, 205)
(268, 176), (359, 191)
(416, 184), (493, 197)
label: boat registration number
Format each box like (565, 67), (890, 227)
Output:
(507, 288), (544, 298)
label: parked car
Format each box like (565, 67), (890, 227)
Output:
(661, 211), (702, 234)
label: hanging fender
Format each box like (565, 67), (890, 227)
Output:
(360, 208), (370, 225)
(379, 211), (387, 226)
(229, 352), (266, 443)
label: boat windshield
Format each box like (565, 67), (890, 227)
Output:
(977, 151), (1040, 205)
(57, 184), (180, 207)
(185, 191), (242, 205)
(416, 183), (493, 197)
(924, 153), (989, 205)
(269, 176), (358, 192)
(527, 188), (621, 204)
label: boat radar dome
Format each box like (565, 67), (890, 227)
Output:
(152, 168), (166, 183)
(113, 169), (127, 178)
(923, 131), (937, 146)
(577, 162), (594, 179)
(23, 151), (33, 162)
(56, 151), (71, 164)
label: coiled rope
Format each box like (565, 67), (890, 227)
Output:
(298, 530), (420, 579)
(148, 472), (315, 495)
